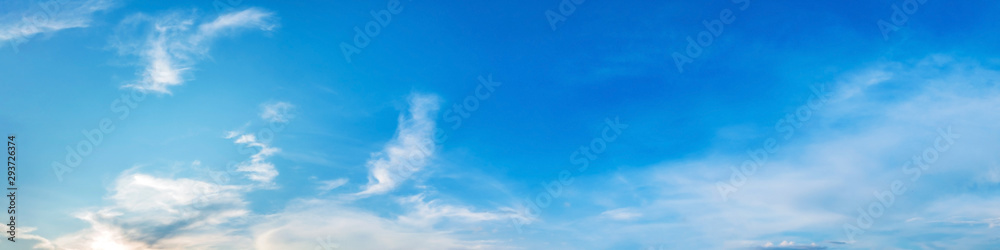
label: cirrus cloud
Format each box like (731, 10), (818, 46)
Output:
(111, 8), (276, 94)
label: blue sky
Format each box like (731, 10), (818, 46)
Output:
(2, 0), (1000, 249)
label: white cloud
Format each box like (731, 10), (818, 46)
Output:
(193, 8), (275, 44)
(251, 199), (504, 250)
(226, 132), (280, 185)
(46, 112), (288, 249)
(53, 177), (518, 249)
(260, 101), (294, 123)
(112, 8), (275, 94)
(0, 0), (114, 50)
(356, 93), (440, 196)
(39, 93), (529, 249)
(53, 171), (253, 249)
(759, 241), (824, 249)
(19, 227), (56, 250)
(396, 194), (517, 228)
(600, 208), (642, 221)
(40, 56), (1000, 249)
(528, 56), (1000, 249)
(48, 171), (513, 249)
(316, 178), (347, 194)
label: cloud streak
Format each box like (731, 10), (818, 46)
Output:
(112, 8), (276, 94)
(356, 93), (440, 196)
(0, 0), (114, 50)
(260, 101), (294, 123)
(316, 178), (347, 195)
(513, 56), (1000, 249)
(225, 132), (280, 186)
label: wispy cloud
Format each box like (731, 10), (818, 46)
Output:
(600, 208), (642, 221)
(43, 100), (293, 248)
(759, 241), (827, 250)
(522, 56), (1000, 249)
(251, 199), (506, 250)
(225, 132), (280, 186)
(356, 93), (440, 196)
(53, 170), (252, 249)
(19, 227), (56, 250)
(35, 93), (524, 249)
(111, 8), (276, 94)
(316, 178), (347, 195)
(260, 101), (294, 123)
(0, 0), (114, 50)
(48, 171), (516, 249)
(397, 193), (517, 228)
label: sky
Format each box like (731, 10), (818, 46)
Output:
(1, 0), (1000, 249)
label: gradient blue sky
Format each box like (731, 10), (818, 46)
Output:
(2, 0), (1000, 249)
